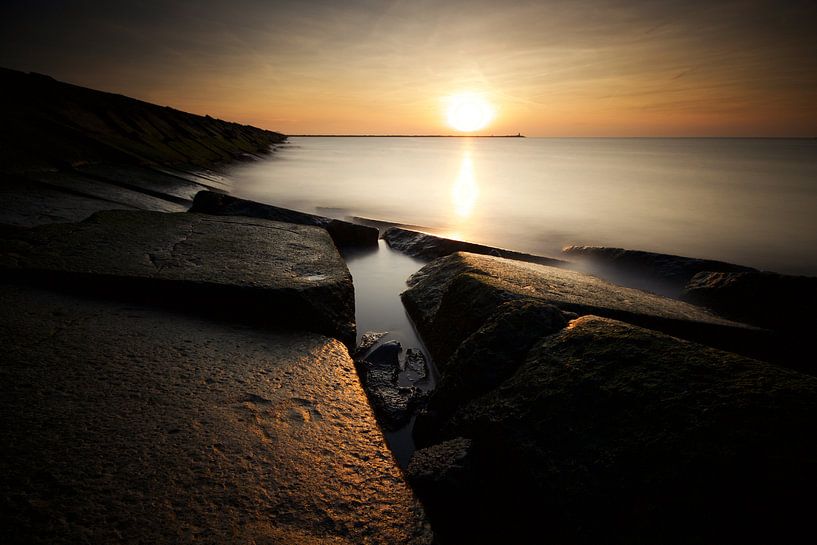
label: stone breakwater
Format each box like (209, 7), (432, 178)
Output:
(0, 207), (433, 545)
(3, 69), (816, 544)
(0, 70), (432, 544)
(0, 67), (285, 228)
(3, 186), (816, 544)
(388, 246), (817, 545)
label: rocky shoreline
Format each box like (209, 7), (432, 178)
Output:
(3, 70), (817, 544)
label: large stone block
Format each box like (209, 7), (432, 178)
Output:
(191, 191), (379, 247)
(402, 252), (770, 364)
(413, 316), (817, 544)
(0, 210), (356, 345)
(0, 285), (432, 544)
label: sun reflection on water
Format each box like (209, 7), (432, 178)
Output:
(452, 151), (479, 218)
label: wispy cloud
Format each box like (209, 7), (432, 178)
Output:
(1, 0), (814, 134)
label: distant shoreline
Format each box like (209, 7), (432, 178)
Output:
(286, 135), (814, 139)
(288, 134), (525, 138)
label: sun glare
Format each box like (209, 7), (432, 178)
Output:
(446, 93), (494, 132)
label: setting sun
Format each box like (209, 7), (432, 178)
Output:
(446, 93), (494, 132)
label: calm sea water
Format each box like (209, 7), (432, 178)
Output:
(229, 137), (817, 276)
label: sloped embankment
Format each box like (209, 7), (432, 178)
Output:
(0, 68), (286, 227)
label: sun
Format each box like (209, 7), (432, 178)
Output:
(446, 93), (494, 132)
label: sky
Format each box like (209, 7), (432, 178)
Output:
(2, 0), (816, 136)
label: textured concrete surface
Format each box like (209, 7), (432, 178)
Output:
(403, 252), (770, 364)
(0, 210), (356, 345)
(0, 285), (433, 544)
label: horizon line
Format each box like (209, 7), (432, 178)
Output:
(285, 134), (815, 139)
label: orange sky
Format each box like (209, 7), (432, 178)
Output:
(2, 0), (816, 136)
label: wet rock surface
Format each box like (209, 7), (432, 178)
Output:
(404, 349), (428, 382)
(413, 315), (817, 545)
(354, 338), (430, 431)
(192, 191), (379, 247)
(0, 210), (356, 345)
(383, 226), (567, 266)
(354, 330), (388, 357)
(563, 245), (756, 297)
(402, 252), (770, 364)
(0, 285), (433, 545)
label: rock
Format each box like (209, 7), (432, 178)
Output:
(363, 340), (402, 366)
(402, 252), (772, 365)
(407, 437), (473, 487)
(414, 300), (567, 444)
(354, 330), (388, 357)
(191, 191), (379, 247)
(383, 226), (567, 266)
(0, 210), (356, 346)
(421, 316), (817, 545)
(681, 270), (817, 374)
(356, 340), (428, 431)
(406, 438), (475, 536)
(682, 270), (817, 331)
(365, 380), (423, 431)
(563, 245), (756, 297)
(0, 284), (433, 544)
(404, 349), (428, 382)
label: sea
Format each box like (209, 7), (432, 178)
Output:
(226, 136), (817, 465)
(229, 137), (817, 277)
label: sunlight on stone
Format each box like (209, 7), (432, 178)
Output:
(451, 152), (479, 218)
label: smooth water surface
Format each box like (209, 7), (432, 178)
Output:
(342, 241), (435, 468)
(230, 137), (817, 275)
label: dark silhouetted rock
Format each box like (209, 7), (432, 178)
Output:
(414, 300), (567, 444)
(407, 437), (473, 489)
(682, 270), (817, 331)
(0, 210), (356, 345)
(355, 330), (388, 357)
(420, 316), (817, 545)
(406, 438), (475, 536)
(402, 252), (770, 365)
(356, 340), (428, 431)
(0, 284), (432, 544)
(405, 349), (428, 382)
(682, 271), (817, 372)
(363, 340), (402, 366)
(191, 191), (379, 247)
(353, 339), (432, 431)
(384, 226), (567, 266)
(563, 245), (756, 297)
